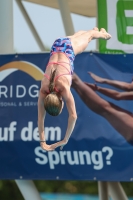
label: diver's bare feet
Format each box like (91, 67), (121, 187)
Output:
(99, 28), (111, 40)
(92, 27), (111, 40)
(93, 27), (99, 31)
(88, 72), (105, 83)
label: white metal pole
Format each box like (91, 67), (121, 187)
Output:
(15, 0), (45, 51)
(98, 181), (109, 200)
(96, 0), (99, 52)
(0, 0), (14, 53)
(108, 182), (128, 200)
(57, 0), (75, 36)
(15, 180), (42, 200)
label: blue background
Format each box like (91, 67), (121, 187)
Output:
(0, 52), (133, 181)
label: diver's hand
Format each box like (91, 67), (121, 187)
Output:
(50, 139), (67, 150)
(40, 142), (55, 151)
(88, 72), (105, 83)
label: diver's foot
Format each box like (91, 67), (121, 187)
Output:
(92, 28), (111, 40)
(88, 72), (105, 83)
(99, 28), (111, 40)
(93, 27), (99, 31)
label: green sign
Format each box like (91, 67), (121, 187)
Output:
(98, 0), (133, 53)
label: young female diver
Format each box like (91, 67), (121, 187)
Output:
(38, 28), (111, 151)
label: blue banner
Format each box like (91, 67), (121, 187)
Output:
(0, 52), (133, 181)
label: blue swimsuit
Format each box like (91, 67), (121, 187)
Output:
(44, 38), (75, 92)
(50, 37), (75, 73)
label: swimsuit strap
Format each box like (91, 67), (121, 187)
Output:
(54, 73), (72, 82)
(47, 62), (72, 82)
(51, 52), (71, 65)
(47, 61), (71, 74)
(43, 75), (59, 93)
(44, 61), (72, 93)
(44, 73), (50, 80)
(54, 86), (59, 93)
(57, 61), (70, 65)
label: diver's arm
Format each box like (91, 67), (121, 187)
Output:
(50, 87), (77, 150)
(85, 83), (133, 100)
(38, 90), (46, 140)
(62, 89), (77, 143)
(89, 72), (133, 91)
(38, 90), (54, 151)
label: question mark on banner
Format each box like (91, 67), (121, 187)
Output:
(102, 147), (113, 165)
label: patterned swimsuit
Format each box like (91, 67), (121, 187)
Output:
(44, 37), (75, 93)
(50, 37), (75, 73)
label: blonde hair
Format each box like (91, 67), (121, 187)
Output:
(44, 69), (62, 116)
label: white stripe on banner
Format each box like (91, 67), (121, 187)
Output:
(0, 69), (18, 82)
(125, 10), (133, 17)
(106, 0), (133, 53)
(125, 10), (133, 35)
(126, 26), (133, 35)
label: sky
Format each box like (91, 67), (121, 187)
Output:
(13, 0), (96, 53)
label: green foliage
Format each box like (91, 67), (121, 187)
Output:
(34, 180), (98, 194)
(121, 182), (133, 197)
(0, 180), (133, 200)
(0, 180), (23, 200)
